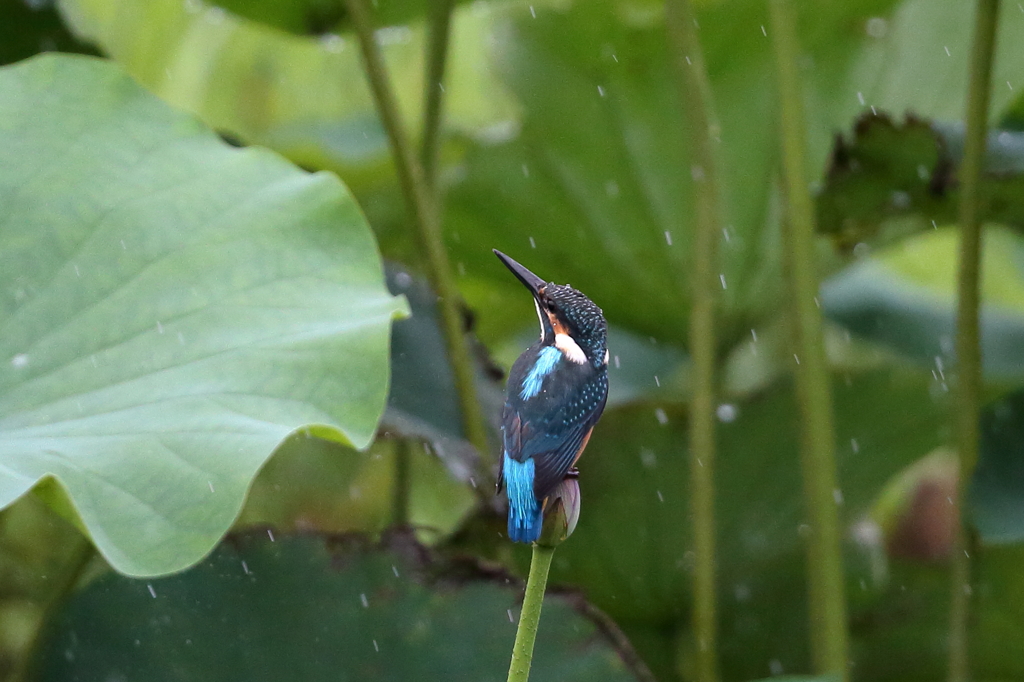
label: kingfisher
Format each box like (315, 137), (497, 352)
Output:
(494, 249), (609, 543)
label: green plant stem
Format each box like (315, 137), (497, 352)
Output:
(344, 0), (491, 467)
(392, 438), (413, 526)
(665, 1), (722, 681)
(949, 2), (1000, 681)
(14, 536), (95, 682)
(768, 1), (849, 679)
(421, 0), (455, 192)
(507, 544), (555, 682)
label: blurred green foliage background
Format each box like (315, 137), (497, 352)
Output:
(3, 0), (1024, 680)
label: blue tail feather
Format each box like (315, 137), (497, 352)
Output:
(503, 455), (541, 543)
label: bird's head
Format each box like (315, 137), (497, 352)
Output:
(494, 249), (608, 368)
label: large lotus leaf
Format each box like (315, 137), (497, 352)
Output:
(817, 114), (1024, 248)
(31, 533), (646, 682)
(527, 366), (948, 680)
(0, 54), (406, 577)
(443, 0), (783, 345)
(439, 0), (1024, 351)
(56, 0), (516, 177)
(838, 0), (1024, 130)
(820, 225), (1024, 379)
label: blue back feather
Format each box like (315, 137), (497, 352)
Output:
(519, 346), (561, 400)
(503, 455), (541, 543)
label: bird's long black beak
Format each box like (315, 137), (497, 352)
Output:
(493, 249), (546, 297)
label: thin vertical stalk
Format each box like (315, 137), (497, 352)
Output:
(344, 0), (491, 465)
(949, 2), (1000, 681)
(768, 1), (848, 678)
(421, 0), (455, 192)
(506, 544), (555, 682)
(665, 1), (722, 681)
(392, 439), (413, 526)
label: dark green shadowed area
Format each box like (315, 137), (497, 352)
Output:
(31, 534), (643, 682)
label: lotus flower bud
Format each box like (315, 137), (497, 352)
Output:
(537, 476), (581, 548)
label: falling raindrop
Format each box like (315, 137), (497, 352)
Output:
(716, 403), (737, 423)
(529, 5), (536, 18)
(529, 236), (536, 249)
(833, 488), (844, 505)
(392, 565), (400, 577)
(865, 16), (888, 38)
(760, 25), (767, 36)
(719, 274), (727, 289)
(242, 560), (250, 575)
(320, 34), (345, 53)
(613, 355), (620, 368)
(851, 438), (860, 453)
(733, 583), (751, 602)
(147, 584), (157, 599)
(208, 481), (215, 493)
(375, 26), (413, 46)
(664, 231), (673, 246)
(11, 354), (29, 368)
(597, 85), (606, 97)
(656, 490), (664, 502)
(267, 529), (275, 542)
(360, 593), (369, 608)
(654, 408), (669, 425)
(857, 92), (865, 105)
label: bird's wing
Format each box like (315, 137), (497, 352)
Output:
(506, 377), (608, 500)
(527, 421), (594, 500)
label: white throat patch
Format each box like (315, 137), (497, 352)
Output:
(555, 333), (588, 365)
